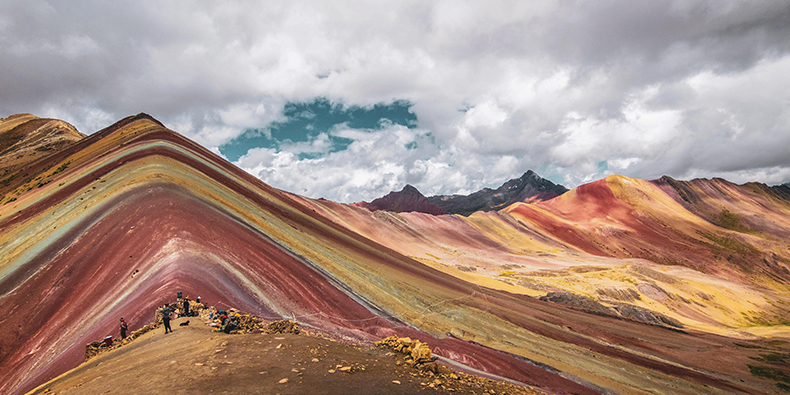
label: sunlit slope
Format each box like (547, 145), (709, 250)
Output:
(1, 114), (785, 395)
(655, 175), (790, 240)
(511, 175), (790, 328)
(0, 116), (619, 395)
(0, 114), (85, 186)
(512, 176), (788, 281)
(293, 174), (790, 336)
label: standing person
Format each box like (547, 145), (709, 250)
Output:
(160, 305), (173, 334)
(119, 318), (128, 339)
(182, 298), (190, 317)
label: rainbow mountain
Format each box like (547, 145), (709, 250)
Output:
(1, 113), (789, 394)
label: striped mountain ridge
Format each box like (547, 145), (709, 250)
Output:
(0, 113), (789, 395)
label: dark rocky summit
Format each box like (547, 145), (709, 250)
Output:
(773, 182), (790, 200)
(426, 170), (568, 216)
(353, 184), (446, 215)
(356, 170), (568, 216)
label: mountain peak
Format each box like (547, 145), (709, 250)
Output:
(356, 170), (568, 216)
(400, 184), (422, 196)
(353, 184), (445, 215)
(422, 170), (568, 216)
(94, 113), (166, 137)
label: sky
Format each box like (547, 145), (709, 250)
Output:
(1, 1), (789, 202)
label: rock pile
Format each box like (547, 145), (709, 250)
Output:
(84, 322), (160, 361)
(376, 335), (412, 353)
(267, 319), (300, 334)
(124, 322), (160, 342)
(84, 341), (105, 360)
(233, 313), (263, 333)
(376, 335), (539, 393)
(376, 335), (437, 370)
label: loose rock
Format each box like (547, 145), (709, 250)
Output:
(267, 320), (300, 334)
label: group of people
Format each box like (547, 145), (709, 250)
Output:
(159, 296), (203, 334)
(117, 296), (205, 338)
(209, 309), (238, 333)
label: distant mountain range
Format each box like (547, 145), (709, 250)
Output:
(354, 170), (568, 216)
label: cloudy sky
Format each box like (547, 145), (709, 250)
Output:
(2, 1), (789, 202)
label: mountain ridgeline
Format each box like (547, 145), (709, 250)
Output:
(355, 170), (568, 216)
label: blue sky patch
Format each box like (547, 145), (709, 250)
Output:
(220, 98), (418, 161)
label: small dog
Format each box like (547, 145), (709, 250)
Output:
(179, 320), (190, 326)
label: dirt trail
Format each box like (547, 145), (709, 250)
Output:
(28, 317), (544, 395)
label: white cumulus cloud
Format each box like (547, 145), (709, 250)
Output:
(1, 0), (789, 201)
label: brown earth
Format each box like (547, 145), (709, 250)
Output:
(28, 317), (544, 395)
(0, 114), (84, 178)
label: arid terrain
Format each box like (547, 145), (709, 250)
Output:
(2, 113), (789, 394)
(28, 316), (543, 395)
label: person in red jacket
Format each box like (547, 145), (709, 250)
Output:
(119, 318), (128, 339)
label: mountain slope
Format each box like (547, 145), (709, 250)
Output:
(1, 114), (788, 395)
(506, 175), (790, 281)
(295, 177), (790, 336)
(655, 175), (790, 240)
(0, 114), (596, 395)
(0, 114), (85, 180)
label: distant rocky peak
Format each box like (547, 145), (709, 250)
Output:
(423, 170), (568, 216)
(503, 170), (568, 194)
(353, 170), (568, 216)
(522, 169), (538, 179)
(399, 184), (423, 196)
(352, 183), (445, 215)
